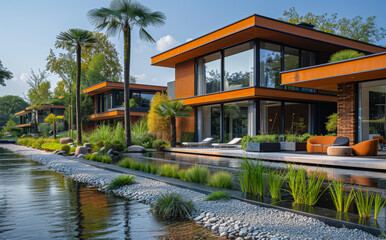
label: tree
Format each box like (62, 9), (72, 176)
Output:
(0, 95), (29, 123)
(148, 92), (170, 141)
(44, 113), (64, 139)
(0, 60), (13, 86)
(57, 29), (97, 144)
(26, 69), (52, 106)
(154, 100), (192, 147)
(329, 49), (365, 62)
(280, 7), (386, 43)
(88, 0), (166, 147)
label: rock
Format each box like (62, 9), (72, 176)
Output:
(126, 145), (146, 153)
(92, 152), (99, 156)
(228, 233), (235, 239)
(235, 238), (243, 240)
(112, 151), (120, 156)
(211, 225), (219, 232)
(83, 143), (92, 148)
(75, 146), (88, 157)
(87, 147), (92, 153)
(77, 154), (86, 158)
(208, 217), (218, 223)
(57, 151), (67, 155)
(60, 137), (73, 144)
(53, 150), (59, 154)
(70, 144), (77, 148)
(239, 229), (247, 237)
(100, 147), (106, 152)
(69, 152), (75, 156)
(106, 149), (114, 155)
(194, 215), (205, 221)
(220, 232), (228, 237)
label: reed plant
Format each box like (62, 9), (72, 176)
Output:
(208, 171), (234, 189)
(152, 193), (195, 220)
(355, 188), (374, 218)
(204, 191), (231, 201)
(158, 164), (180, 178)
(374, 193), (386, 220)
(329, 180), (355, 212)
(108, 175), (135, 190)
(266, 169), (286, 200)
(306, 171), (328, 205)
(238, 159), (264, 197)
(343, 188), (355, 213)
(184, 164), (210, 184)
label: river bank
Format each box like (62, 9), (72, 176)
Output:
(0, 144), (379, 240)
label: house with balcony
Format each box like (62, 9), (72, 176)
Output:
(82, 81), (167, 129)
(15, 104), (67, 133)
(151, 14), (385, 143)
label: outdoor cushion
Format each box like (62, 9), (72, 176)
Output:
(352, 139), (379, 156)
(332, 137), (350, 146)
(307, 136), (337, 153)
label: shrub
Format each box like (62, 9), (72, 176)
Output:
(208, 171), (233, 189)
(184, 164), (210, 184)
(326, 113), (337, 132)
(152, 192), (195, 220)
(38, 123), (51, 137)
(61, 145), (71, 153)
(204, 191), (231, 201)
(108, 175), (135, 190)
(181, 132), (195, 142)
(298, 133), (314, 142)
(86, 153), (112, 164)
(153, 140), (169, 151)
(131, 117), (149, 145)
(158, 164), (180, 178)
(241, 135), (278, 150)
(238, 159), (264, 197)
(96, 140), (104, 148)
(69, 146), (76, 153)
(329, 49), (364, 63)
(88, 123), (126, 149)
(40, 142), (63, 151)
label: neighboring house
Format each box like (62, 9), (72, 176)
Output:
(282, 52), (386, 145)
(15, 104), (68, 133)
(151, 14), (385, 143)
(82, 81), (167, 129)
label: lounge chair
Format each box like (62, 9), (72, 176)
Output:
(212, 138), (242, 148)
(182, 137), (214, 147)
(352, 139), (379, 156)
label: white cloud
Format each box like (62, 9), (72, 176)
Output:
(134, 73), (146, 81)
(156, 35), (179, 52)
(186, 38), (193, 42)
(134, 40), (150, 53)
(20, 73), (28, 82)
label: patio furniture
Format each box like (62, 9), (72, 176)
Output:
(212, 138), (242, 148)
(327, 146), (352, 156)
(307, 136), (350, 153)
(352, 139), (379, 156)
(373, 136), (385, 150)
(182, 137), (214, 147)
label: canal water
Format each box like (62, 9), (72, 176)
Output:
(0, 148), (220, 240)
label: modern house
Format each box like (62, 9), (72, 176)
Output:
(282, 52), (386, 145)
(82, 81), (167, 129)
(151, 14), (385, 143)
(15, 104), (68, 133)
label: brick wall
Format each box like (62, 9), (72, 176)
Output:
(337, 82), (356, 145)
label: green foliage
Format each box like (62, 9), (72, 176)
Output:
(266, 169), (286, 200)
(0, 95), (29, 124)
(279, 7), (386, 43)
(148, 92), (171, 141)
(131, 117), (151, 146)
(238, 159), (264, 197)
(329, 50), (365, 63)
(208, 171), (233, 189)
(204, 191), (231, 201)
(241, 135), (278, 150)
(88, 122), (126, 149)
(158, 164), (180, 178)
(355, 188), (374, 218)
(61, 145), (70, 153)
(118, 158), (158, 174)
(325, 113), (338, 132)
(108, 175), (135, 190)
(374, 193), (386, 220)
(26, 69), (52, 106)
(41, 142), (65, 151)
(184, 164), (210, 184)
(152, 193), (195, 220)
(329, 180), (355, 213)
(181, 132), (195, 142)
(0, 60), (13, 86)
(85, 153), (112, 164)
(153, 139), (169, 150)
(96, 140), (104, 148)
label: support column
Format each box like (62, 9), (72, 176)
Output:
(337, 82), (357, 145)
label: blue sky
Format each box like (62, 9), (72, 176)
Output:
(0, 0), (385, 99)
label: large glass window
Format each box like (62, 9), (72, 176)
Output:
(301, 50), (316, 67)
(224, 42), (254, 91)
(284, 47), (299, 71)
(198, 104), (221, 141)
(140, 92), (154, 108)
(197, 52), (221, 95)
(223, 101), (249, 142)
(114, 91), (124, 107)
(359, 79), (386, 141)
(284, 102), (310, 134)
(260, 100), (282, 134)
(260, 42), (282, 88)
(131, 92), (140, 108)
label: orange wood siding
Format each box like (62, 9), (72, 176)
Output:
(90, 110), (147, 121)
(82, 81), (167, 96)
(175, 59), (195, 99)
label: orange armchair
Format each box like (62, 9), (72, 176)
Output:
(307, 136), (337, 153)
(352, 139), (379, 156)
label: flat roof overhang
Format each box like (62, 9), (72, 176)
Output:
(15, 110), (32, 116)
(281, 53), (386, 91)
(178, 87), (337, 106)
(82, 81), (167, 96)
(90, 110), (147, 121)
(25, 104), (68, 110)
(15, 123), (32, 128)
(151, 15), (385, 68)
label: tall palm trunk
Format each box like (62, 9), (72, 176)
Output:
(76, 43), (82, 144)
(170, 116), (176, 147)
(53, 120), (56, 140)
(123, 24), (132, 147)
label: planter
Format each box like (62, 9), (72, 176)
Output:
(280, 142), (307, 151)
(246, 142), (281, 152)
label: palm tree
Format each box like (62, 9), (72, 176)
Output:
(44, 113), (64, 140)
(57, 29), (97, 144)
(88, 0), (166, 147)
(329, 49), (364, 62)
(154, 101), (192, 147)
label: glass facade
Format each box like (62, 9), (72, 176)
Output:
(260, 42), (282, 88)
(223, 101), (249, 142)
(284, 102), (310, 134)
(197, 52), (221, 95)
(260, 100), (282, 134)
(359, 79), (386, 141)
(198, 104), (221, 141)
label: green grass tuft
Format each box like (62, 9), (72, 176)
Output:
(266, 169), (286, 200)
(108, 175), (135, 190)
(158, 164), (180, 178)
(208, 171), (233, 189)
(184, 164), (210, 184)
(152, 192), (195, 220)
(374, 193), (386, 220)
(204, 191), (231, 201)
(238, 159), (264, 197)
(355, 188), (374, 218)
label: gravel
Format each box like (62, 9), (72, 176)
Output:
(1, 144), (379, 240)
